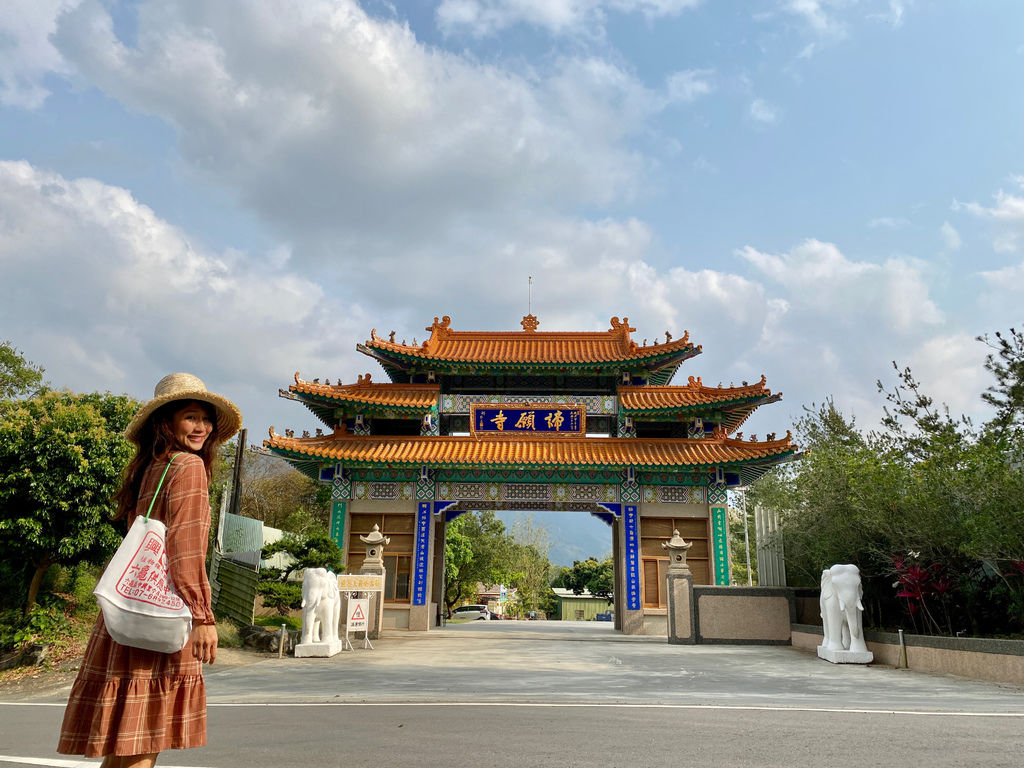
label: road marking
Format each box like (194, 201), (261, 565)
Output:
(4, 701), (1022, 717)
(0, 758), (211, 768)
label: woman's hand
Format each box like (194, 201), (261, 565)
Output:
(189, 623), (218, 664)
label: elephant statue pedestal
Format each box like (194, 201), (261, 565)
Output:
(295, 638), (343, 658)
(817, 563), (873, 665)
(816, 644), (873, 664)
(295, 567), (343, 658)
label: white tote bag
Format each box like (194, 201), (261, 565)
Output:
(94, 454), (193, 653)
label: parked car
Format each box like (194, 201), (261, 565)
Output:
(452, 604), (490, 621)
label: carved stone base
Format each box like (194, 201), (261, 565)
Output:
(295, 639), (343, 658)
(817, 645), (873, 664)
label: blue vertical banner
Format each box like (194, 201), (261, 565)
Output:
(413, 502), (431, 605)
(624, 504), (640, 610)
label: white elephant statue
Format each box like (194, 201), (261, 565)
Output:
(300, 568), (340, 645)
(820, 564), (868, 653)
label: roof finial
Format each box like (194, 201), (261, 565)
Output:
(528, 275), (532, 315)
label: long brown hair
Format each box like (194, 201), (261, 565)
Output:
(113, 399), (219, 520)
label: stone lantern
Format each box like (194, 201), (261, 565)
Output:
(662, 529), (693, 575)
(359, 524), (389, 573)
(357, 524), (389, 640)
(662, 529), (695, 644)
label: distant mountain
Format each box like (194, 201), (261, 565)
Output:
(496, 509), (613, 567)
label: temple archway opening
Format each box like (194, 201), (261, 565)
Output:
(267, 314), (798, 635)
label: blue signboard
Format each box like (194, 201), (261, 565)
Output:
(624, 505), (640, 611)
(470, 404), (584, 436)
(413, 502), (431, 605)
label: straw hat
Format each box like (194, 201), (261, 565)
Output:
(125, 372), (242, 445)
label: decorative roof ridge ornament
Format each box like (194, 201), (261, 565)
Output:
(427, 315), (453, 335)
(608, 316), (637, 335)
(356, 373), (373, 386)
(425, 315), (453, 350)
(521, 314), (540, 332)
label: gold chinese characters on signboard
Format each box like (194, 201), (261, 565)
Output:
(470, 403), (586, 438)
(337, 573), (385, 592)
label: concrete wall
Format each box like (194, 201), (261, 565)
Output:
(642, 612), (667, 636)
(383, 606), (410, 630)
(792, 624), (1024, 686)
(693, 586), (795, 644)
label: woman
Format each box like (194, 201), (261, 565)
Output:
(58, 373), (241, 768)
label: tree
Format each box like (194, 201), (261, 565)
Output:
(239, 452), (330, 535)
(0, 341), (45, 400)
(256, 534), (345, 615)
(0, 390), (138, 613)
(443, 515), (475, 618)
(748, 334), (1024, 636)
(442, 511), (518, 617)
(979, 327), (1024, 435)
(505, 514), (554, 615)
(562, 557), (614, 601)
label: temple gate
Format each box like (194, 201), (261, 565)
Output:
(266, 314), (797, 635)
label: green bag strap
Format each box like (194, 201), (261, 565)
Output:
(144, 452), (182, 522)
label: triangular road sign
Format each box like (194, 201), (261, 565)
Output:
(351, 603), (366, 621)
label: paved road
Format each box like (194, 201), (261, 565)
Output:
(2, 621), (1022, 767)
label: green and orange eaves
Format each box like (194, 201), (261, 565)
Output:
(357, 315), (701, 383)
(263, 429), (798, 473)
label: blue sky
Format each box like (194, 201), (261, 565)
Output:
(2, 0), (1023, 451)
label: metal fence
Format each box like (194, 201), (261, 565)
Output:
(754, 504), (787, 586)
(211, 552), (258, 625)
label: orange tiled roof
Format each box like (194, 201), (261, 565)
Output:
(264, 429), (796, 470)
(619, 375), (779, 412)
(290, 373), (438, 410)
(362, 315), (699, 365)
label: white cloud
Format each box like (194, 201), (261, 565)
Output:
(749, 98), (779, 124)
(665, 69), (715, 105)
(954, 178), (1024, 253)
(979, 261), (1024, 324)
(782, 0), (843, 36)
(0, 0), (81, 108)
(903, 333), (989, 422)
(940, 221), (961, 250)
(53, 0), (697, 256)
(737, 238), (942, 333)
(436, 0), (702, 38)
(0, 160), (363, 434)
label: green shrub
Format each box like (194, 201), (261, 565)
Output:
(256, 581), (303, 615)
(0, 603), (69, 650)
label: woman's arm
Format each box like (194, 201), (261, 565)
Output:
(164, 454), (218, 638)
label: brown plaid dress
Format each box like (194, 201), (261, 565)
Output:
(58, 453), (217, 758)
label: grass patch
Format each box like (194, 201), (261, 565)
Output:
(215, 619), (244, 648)
(254, 615), (302, 631)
